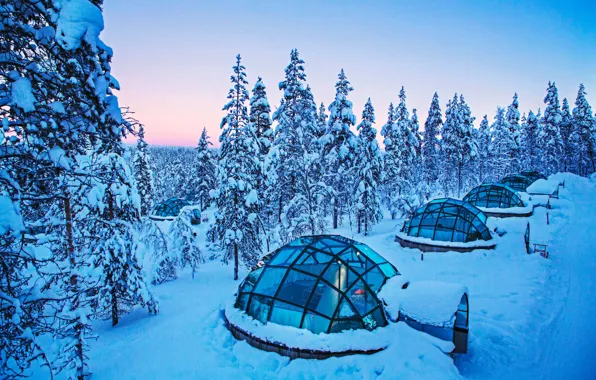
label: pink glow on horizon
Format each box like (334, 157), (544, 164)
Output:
(104, 1), (596, 149)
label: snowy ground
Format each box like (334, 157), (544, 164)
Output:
(32, 174), (596, 379)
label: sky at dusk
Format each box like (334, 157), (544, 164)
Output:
(102, 0), (596, 147)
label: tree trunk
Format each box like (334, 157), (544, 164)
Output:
(357, 212), (361, 234)
(111, 284), (118, 326)
(333, 198), (338, 229)
(234, 243), (239, 281)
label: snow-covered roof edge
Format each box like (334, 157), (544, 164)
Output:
(395, 231), (497, 249)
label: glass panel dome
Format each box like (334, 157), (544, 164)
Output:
(463, 183), (524, 209)
(152, 197), (190, 218)
(235, 235), (399, 334)
(402, 198), (491, 243)
(498, 175), (533, 192)
(519, 171), (547, 183)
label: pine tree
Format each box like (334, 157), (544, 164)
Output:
(195, 128), (217, 210)
(391, 86), (419, 215)
(521, 111), (541, 171)
(506, 93), (522, 173)
(422, 93), (442, 196)
(321, 69), (358, 229)
(168, 208), (204, 279)
(541, 81), (563, 175)
(316, 102), (329, 139)
(380, 102), (398, 218)
(250, 77), (273, 157)
(560, 98), (573, 172)
(133, 125), (155, 216)
(268, 49), (328, 242)
(476, 115), (491, 182)
(440, 94), (475, 197)
(490, 107), (514, 180)
(571, 84), (596, 175)
(354, 99), (384, 235)
(215, 54), (261, 280)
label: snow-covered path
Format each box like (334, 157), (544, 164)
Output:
(536, 179), (596, 379)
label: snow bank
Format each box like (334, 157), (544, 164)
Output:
(379, 278), (468, 328)
(55, 0), (104, 50)
(396, 231), (497, 249)
(527, 179), (560, 195)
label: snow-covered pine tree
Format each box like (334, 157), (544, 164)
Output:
(321, 69), (358, 229)
(459, 95), (478, 192)
(521, 110), (542, 171)
(541, 81), (563, 175)
(389, 86), (419, 215)
(168, 208), (204, 279)
(267, 49), (328, 242)
(489, 107), (514, 180)
(317, 102), (329, 139)
(84, 153), (159, 327)
(0, 1), (135, 377)
(440, 94), (475, 197)
(133, 125), (155, 216)
(354, 99), (384, 235)
(571, 84), (596, 175)
(422, 93), (442, 197)
(560, 98), (573, 172)
(506, 93), (522, 173)
(250, 77), (273, 157)
(215, 54), (262, 280)
(195, 128), (217, 210)
(476, 115), (492, 182)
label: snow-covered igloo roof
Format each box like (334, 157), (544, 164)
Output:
(463, 183), (524, 209)
(151, 197), (190, 218)
(234, 235), (399, 334)
(401, 198), (492, 243)
(499, 175), (534, 192)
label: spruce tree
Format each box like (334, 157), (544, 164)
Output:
(354, 99), (384, 235)
(541, 81), (563, 175)
(321, 69), (358, 229)
(133, 125), (155, 216)
(317, 102), (329, 139)
(380, 102), (398, 218)
(215, 54), (261, 280)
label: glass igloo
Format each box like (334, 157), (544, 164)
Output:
(463, 183), (524, 209)
(234, 235), (399, 334)
(519, 171), (547, 183)
(499, 175), (533, 192)
(150, 197), (190, 220)
(401, 198), (491, 243)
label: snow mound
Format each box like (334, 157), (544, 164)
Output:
(380, 278), (468, 328)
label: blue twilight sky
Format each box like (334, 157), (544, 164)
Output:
(102, 0), (596, 147)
